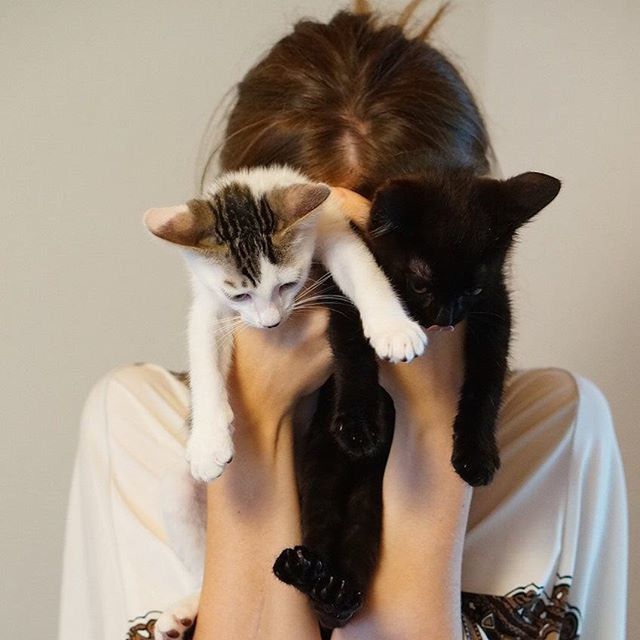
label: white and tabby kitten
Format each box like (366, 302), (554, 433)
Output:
(145, 165), (427, 639)
(145, 165), (426, 483)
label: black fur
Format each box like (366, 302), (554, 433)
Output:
(274, 168), (560, 630)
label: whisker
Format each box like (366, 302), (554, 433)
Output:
(292, 296), (352, 309)
(213, 318), (244, 340)
(297, 272), (333, 299)
(215, 321), (245, 344)
(213, 321), (242, 335)
(295, 293), (351, 304)
(214, 315), (244, 327)
(292, 304), (352, 321)
(468, 310), (508, 322)
(369, 223), (395, 238)
(293, 300), (354, 313)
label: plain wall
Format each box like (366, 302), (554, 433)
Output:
(1, 1), (637, 637)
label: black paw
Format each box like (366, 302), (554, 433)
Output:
(273, 546), (324, 588)
(330, 408), (383, 458)
(451, 446), (500, 486)
(273, 546), (363, 628)
(310, 573), (363, 628)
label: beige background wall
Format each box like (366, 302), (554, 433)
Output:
(2, 1), (637, 637)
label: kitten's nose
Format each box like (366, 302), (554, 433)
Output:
(259, 306), (282, 328)
(435, 305), (456, 327)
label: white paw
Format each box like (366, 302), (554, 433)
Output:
(365, 316), (428, 364)
(154, 595), (199, 640)
(186, 427), (234, 483)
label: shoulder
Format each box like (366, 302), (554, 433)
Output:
(504, 368), (579, 410)
(86, 362), (188, 403)
(502, 368), (615, 448)
(79, 363), (190, 441)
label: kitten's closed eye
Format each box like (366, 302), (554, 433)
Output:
(464, 287), (483, 296)
(408, 273), (429, 294)
(280, 281), (299, 292)
(230, 293), (251, 302)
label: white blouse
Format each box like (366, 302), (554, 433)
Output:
(58, 364), (627, 640)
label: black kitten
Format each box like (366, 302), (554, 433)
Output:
(274, 168), (561, 629)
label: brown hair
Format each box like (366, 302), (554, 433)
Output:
(205, 1), (490, 198)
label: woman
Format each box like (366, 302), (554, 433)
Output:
(59, 4), (627, 639)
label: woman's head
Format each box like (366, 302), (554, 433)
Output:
(211, 2), (490, 197)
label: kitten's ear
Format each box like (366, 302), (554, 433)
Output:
(143, 199), (215, 247)
(368, 178), (421, 234)
(268, 183), (331, 231)
(487, 172), (561, 233)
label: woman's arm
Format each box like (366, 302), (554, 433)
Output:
(330, 188), (471, 638)
(336, 329), (470, 640)
(194, 310), (332, 640)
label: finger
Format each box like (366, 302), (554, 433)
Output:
(330, 187), (371, 229)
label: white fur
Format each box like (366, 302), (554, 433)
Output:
(182, 228), (315, 482)
(154, 591), (199, 640)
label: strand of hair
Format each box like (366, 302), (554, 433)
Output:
(415, 2), (450, 41)
(398, 0), (425, 27)
(352, 0), (372, 15)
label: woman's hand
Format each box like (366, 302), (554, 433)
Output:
(379, 324), (466, 427)
(229, 307), (332, 431)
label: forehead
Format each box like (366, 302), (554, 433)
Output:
(413, 187), (497, 255)
(209, 183), (277, 241)
(405, 215), (490, 259)
(207, 183), (281, 285)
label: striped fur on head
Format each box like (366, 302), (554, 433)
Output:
(206, 182), (280, 285)
(192, 167), (330, 286)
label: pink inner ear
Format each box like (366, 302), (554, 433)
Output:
(281, 183), (331, 220)
(144, 205), (189, 233)
(144, 205), (199, 245)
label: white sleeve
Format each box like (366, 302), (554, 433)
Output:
(58, 364), (197, 640)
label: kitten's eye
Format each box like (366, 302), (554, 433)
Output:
(465, 287), (483, 296)
(408, 274), (429, 294)
(230, 293), (251, 302)
(279, 281), (298, 292)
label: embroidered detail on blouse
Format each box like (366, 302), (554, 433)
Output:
(462, 578), (581, 639)
(126, 611), (160, 639)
